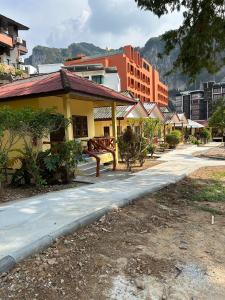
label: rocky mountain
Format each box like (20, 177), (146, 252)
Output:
(140, 37), (225, 93)
(25, 38), (225, 92)
(25, 42), (108, 66)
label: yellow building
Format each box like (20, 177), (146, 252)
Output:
(94, 101), (148, 137)
(0, 70), (136, 176)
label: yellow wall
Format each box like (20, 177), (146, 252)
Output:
(95, 119), (141, 137)
(0, 95), (98, 164)
(0, 95), (96, 140)
(0, 94), (120, 167)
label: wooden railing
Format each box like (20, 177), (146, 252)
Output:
(88, 137), (115, 152)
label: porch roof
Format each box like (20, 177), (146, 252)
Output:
(94, 100), (148, 120)
(94, 105), (134, 120)
(187, 119), (204, 129)
(0, 69), (136, 104)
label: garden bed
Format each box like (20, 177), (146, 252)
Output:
(116, 158), (164, 173)
(0, 182), (82, 204)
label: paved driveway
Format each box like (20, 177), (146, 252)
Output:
(0, 144), (224, 265)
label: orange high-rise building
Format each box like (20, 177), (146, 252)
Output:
(64, 45), (168, 106)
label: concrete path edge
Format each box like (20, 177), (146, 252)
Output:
(0, 173), (186, 274)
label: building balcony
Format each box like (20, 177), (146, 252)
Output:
(0, 33), (13, 48)
(17, 40), (28, 55)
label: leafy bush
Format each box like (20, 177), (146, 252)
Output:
(0, 63), (25, 77)
(118, 127), (147, 171)
(159, 142), (169, 152)
(43, 140), (83, 184)
(170, 130), (182, 139)
(200, 129), (211, 143)
(165, 133), (180, 148)
(7, 108), (70, 187)
(12, 140), (83, 186)
(188, 135), (201, 146)
(147, 143), (156, 157)
(188, 135), (198, 144)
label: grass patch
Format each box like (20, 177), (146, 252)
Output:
(211, 171), (225, 180)
(195, 205), (224, 215)
(191, 182), (225, 202)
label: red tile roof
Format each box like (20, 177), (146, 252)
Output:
(0, 70), (136, 104)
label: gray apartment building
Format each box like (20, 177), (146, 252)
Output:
(175, 80), (225, 120)
(203, 81), (225, 118)
(175, 90), (207, 120)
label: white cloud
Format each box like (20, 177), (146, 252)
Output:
(0, 0), (183, 52)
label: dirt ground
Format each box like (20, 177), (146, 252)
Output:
(1, 166), (225, 299)
(194, 145), (225, 159)
(116, 158), (163, 173)
(0, 182), (82, 204)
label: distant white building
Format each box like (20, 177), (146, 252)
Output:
(63, 63), (121, 92)
(21, 64), (37, 75)
(38, 63), (63, 74)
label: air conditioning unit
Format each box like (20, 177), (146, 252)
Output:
(16, 37), (23, 44)
(18, 57), (24, 63)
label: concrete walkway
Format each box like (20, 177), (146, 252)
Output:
(0, 143), (224, 272)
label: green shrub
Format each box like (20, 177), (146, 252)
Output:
(200, 129), (211, 143)
(147, 143), (156, 157)
(42, 140), (83, 184)
(165, 134), (180, 148)
(188, 135), (201, 145)
(118, 127), (147, 170)
(188, 135), (198, 144)
(170, 130), (182, 139)
(159, 143), (169, 151)
(12, 140), (83, 186)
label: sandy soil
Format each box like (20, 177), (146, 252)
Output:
(0, 167), (225, 299)
(116, 158), (163, 173)
(194, 145), (225, 159)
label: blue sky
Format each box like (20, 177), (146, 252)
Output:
(1, 0), (183, 55)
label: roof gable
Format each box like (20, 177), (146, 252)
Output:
(143, 102), (164, 121)
(94, 102), (147, 120)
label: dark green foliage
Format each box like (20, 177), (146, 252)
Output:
(165, 133), (180, 148)
(118, 127), (147, 170)
(170, 130), (182, 140)
(42, 140), (83, 184)
(12, 140), (82, 186)
(12, 146), (47, 187)
(200, 129), (211, 143)
(135, 0), (225, 79)
(147, 143), (156, 157)
(188, 135), (200, 145)
(0, 107), (28, 187)
(209, 100), (225, 133)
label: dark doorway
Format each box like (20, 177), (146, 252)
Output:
(104, 126), (110, 137)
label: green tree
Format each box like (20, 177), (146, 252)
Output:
(135, 0), (225, 79)
(143, 118), (161, 143)
(209, 101), (225, 144)
(0, 108), (26, 188)
(18, 109), (69, 186)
